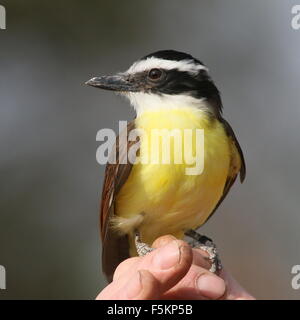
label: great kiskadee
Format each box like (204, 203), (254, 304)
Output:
(86, 50), (246, 282)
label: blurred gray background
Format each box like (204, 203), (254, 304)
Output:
(0, 0), (299, 299)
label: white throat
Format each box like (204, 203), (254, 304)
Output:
(125, 92), (211, 117)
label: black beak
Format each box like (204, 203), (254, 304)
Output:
(85, 74), (139, 92)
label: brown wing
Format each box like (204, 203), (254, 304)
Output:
(205, 118), (246, 222)
(100, 121), (137, 282)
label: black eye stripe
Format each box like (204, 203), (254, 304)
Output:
(128, 68), (216, 101)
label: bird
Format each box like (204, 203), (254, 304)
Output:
(86, 50), (246, 282)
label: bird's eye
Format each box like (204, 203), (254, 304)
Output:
(148, 68), (163, 80)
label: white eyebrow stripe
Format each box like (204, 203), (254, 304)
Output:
(127, 57), (208, 74)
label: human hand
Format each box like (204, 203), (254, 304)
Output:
(97, 235), (255, 300)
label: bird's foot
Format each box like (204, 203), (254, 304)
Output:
(135, 230), (155, 256)
(184, 229), (222, 274)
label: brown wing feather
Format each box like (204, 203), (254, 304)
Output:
(100, 121), (137, 282)
(205, 118), (246, 222)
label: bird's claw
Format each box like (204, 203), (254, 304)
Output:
(185, 229), (222, 274)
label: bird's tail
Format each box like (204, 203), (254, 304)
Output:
(102, 229), (130, 283)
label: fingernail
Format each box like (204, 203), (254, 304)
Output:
(125, 271), (142, 299)
(196, 274), (226, 299)
(153, 240), (180, 270)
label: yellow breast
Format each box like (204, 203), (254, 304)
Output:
(115, 107), (231, 246)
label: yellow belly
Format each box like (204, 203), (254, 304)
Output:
(115, 108), (231, 247)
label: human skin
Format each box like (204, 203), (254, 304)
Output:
(97, 235), (255, 300)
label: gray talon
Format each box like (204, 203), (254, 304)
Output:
(184, 229), (222, 274)
(135, 230), (155, 256)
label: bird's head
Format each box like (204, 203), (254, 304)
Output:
(86, 50), (222, 116)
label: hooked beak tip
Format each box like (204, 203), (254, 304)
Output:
(85, 74), (139, 92)
(85, 78), (98, 87)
